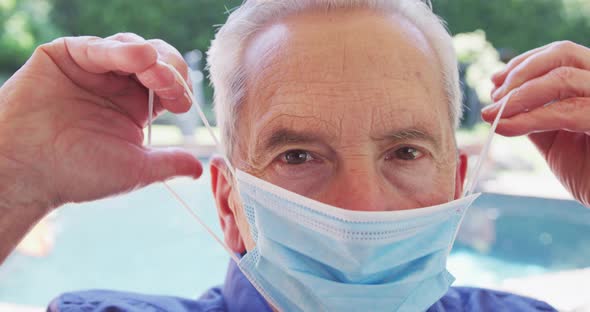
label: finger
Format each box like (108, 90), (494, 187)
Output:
(97, 33), (168, 123)
(101, 34), (189, 115)
(136, 39), (192, 113)
(483, 67), (590, 120)
(66, 36), (158, 74)
(77, 34), (190, 115)
(46, 35), (189, 119)
(490, 97), (590, 137)
(104, 32), (147, 75)
(492, 41), (590, 101)
(39, 37), (135, 95)
(146, 39), (190, 88)
(142, 148), (203, 185)
(491, 43), (553, 88)
(104, 86), (174, 129)
(105, 32), (145, 43)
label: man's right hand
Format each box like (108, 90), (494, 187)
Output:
(0, 33), (203, 261)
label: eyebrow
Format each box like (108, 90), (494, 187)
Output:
(261, 127), (438, 148)
(373, 128), (440, 150)
(261, 128), (329, 152)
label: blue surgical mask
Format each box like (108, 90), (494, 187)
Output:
(235, 169), (480, 311)
(148, 64), (511, 312)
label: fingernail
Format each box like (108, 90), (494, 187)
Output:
(491, 69), (504, 79)
(159, 94), (179, 101)
(156, 59), (169, 68)
(184, 91), (193, 106)
(482, 102), (499, 114)
(491, 87), (503, 101)
(154, 85), (179, 100)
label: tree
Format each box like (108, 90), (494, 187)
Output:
(433, 0), (590, 54)
(0, 0), (61, 74)
(2, 0), (588, 100)
(50, 0), (242, 58)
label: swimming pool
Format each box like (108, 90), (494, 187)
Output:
(1, 162), (589, 309)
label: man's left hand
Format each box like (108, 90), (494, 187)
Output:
(482, 41), (590, 207)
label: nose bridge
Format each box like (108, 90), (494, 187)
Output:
(323, 160), (390, 212)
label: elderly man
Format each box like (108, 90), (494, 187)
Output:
(1, 0), (589, 311)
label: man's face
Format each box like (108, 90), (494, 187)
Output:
(211, 9), (466, 252)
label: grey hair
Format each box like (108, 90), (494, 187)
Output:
(207, 0), (462, 159)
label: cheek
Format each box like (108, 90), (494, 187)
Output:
(262, 165), (333, 197)
(429, 168), (457, 202)
(418, 164), (457, 205)
(384, 160), (457, 208)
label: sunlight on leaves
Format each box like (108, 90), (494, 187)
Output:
(454, 30), (505, 104)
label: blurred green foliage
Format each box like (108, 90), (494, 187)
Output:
(0, 0), (60, 74)
(1, 0), (588, 82)
(50, 0), (242, 58)
(433, 0), (590, 55)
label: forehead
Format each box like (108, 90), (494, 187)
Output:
(240, 9), (452, 151)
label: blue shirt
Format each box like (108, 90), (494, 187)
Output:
(49, 261), (556, 311)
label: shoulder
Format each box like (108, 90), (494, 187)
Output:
(48, 288), (226, 312)
(429, 287), (557, 312)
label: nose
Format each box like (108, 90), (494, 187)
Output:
(319, 164), (392, 212)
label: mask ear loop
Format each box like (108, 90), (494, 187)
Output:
(157, 61), (236, 177)
(448, 91), (512, 257)
(146, 61), (238, 263)
(462, 91), (512, 197)
(147, 62), (281, 310)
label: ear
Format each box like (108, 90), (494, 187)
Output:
(454, 150), (468, 199)
(210, 156), (246, 254)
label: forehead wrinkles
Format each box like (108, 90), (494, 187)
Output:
(243, 10), (443, 83)
(369, 94), (441, 130)
(254, 100), (343, 140)
(239, 9), (453, 153)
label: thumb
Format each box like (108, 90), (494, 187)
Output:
(142, 148), (203, 184)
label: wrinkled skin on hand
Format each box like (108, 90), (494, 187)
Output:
(483, 41), (590, 207)
(0, 33), (202, 211)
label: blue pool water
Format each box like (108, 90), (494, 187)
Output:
(1, 163), (590, 307)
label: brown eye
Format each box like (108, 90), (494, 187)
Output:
(393, 146), (423, 161)
(282, 150), (312, 165)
